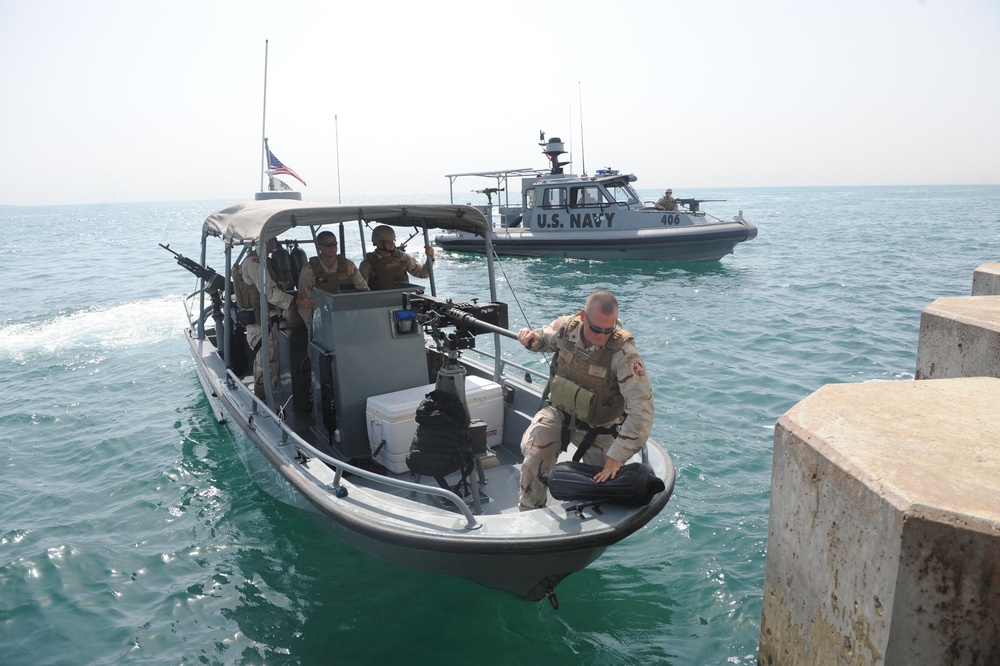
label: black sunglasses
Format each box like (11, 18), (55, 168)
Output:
(584, 312), (617, 335)
(318, 241), (338, 247)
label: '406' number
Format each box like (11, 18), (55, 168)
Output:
(660, 214), (681, 226)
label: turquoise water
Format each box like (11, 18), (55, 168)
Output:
(1, 186), (998, 664)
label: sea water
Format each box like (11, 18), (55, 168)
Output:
(1, 185), (998, 665)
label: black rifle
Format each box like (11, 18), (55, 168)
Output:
(160, 243), (226, 317)
(160, 244), (223, 288)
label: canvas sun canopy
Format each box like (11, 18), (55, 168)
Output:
(202, 199), (489, 246)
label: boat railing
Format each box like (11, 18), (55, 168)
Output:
(225, 368), (482, 529)
(466, 347), (548, 385)
(182, 289), (209, 337)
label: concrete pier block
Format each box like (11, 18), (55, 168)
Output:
(759, 378), (1000, 666)
(972, 262), (1000, 296)
(914, 296), (1000, 380)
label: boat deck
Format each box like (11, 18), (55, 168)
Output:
(235, 371), (530, 516)
(355, 446), (527, 517)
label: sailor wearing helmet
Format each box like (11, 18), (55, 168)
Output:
(655, 188), (678, 211)
(359, 225), (435, 291)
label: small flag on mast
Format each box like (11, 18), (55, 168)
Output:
(264, 139), (307, 187)
(269, 176), (293, 191)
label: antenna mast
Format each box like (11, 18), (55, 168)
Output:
(578, 81), (587, 176)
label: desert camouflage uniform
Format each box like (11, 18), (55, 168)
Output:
(519, 314), (654, 509)
(359, 249), (432, 291)
(239, 251), (294, 396)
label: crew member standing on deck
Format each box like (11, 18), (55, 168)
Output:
(655, 188), (678, 211)
(234, 237), (314, 398)
(515, 290), (654, 510)
(359, 225), (435, 290)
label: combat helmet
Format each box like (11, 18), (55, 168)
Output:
(371, 225), (396, 246)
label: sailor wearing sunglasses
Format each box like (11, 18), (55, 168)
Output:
(297, 230), (369, 329)
(516, 290), (654, 510)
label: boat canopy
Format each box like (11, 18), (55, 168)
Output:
(203, 199), (489, 246)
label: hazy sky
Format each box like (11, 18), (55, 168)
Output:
(1, 0), (998, 206)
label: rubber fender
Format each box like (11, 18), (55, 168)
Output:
(540, 461), (666, 506)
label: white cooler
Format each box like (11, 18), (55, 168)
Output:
(366, 376), (504, 473)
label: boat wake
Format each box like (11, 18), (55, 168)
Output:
(0, 296), (188, 362)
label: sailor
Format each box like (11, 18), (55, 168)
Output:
(515, 290), (654, 510)
(655, 188), (678, 211)
(234, 237), (314, 398)
(296, 231), (368, 329)
(359, 225), (435, 291)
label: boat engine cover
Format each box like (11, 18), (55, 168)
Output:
(541, 461), (665, 507)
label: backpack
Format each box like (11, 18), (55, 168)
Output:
(406, 390), (473, 491)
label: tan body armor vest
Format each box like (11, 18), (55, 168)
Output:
(233, 254), (261, 310)
(308, 256), (352, 294)
(547, 315), (632, 427)
(233, 253), (278, 324)
(364, 250), (407, 291)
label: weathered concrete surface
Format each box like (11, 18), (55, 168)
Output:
(914, 296), (1000, 380)
(759, 378), (1000, 666)
(972, 262), (1000, 296)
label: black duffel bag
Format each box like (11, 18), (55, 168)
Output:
(541, 461), (666, 507)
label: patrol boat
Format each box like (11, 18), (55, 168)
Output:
(435, 135), (757, 262)
(167, 199), (675, 606)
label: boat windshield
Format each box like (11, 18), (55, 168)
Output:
(605, 182), (640, 205)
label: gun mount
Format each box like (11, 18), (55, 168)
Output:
(403, 292), (511, 355)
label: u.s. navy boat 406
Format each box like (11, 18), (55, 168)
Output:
(166, 199), (675, 606)
(435, 135), (757, 262)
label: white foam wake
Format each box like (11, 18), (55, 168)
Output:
(0, 296), (189, 361)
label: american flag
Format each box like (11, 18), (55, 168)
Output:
(265, 141), (307, 186)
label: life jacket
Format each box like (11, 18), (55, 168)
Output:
(307, 256), (353, 295)
(546, 314), (631, 427)
(232, 254), (260, 310)
(364, 250), (407, 291)
(233, 253), (277, 323)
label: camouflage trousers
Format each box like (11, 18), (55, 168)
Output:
(245, 322), (279, 397)
(518, 404), (614, 510)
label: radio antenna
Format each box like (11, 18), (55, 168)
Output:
(578, 81), (587, 175)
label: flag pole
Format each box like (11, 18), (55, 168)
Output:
(260, 40), (269, 193)
(335, 114), (342, 204)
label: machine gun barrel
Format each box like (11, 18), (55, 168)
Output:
(404, 293), (514, 351)
(442, 306), (518, 341)
(160, 243), (224, 292)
